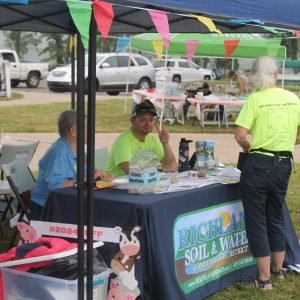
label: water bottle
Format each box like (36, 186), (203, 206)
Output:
(178, 138), (193, 172)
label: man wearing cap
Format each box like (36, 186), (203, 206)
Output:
(105, 99), (177, 177)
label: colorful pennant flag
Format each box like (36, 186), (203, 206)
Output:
(93, 1), (114, 39)
(152, 40), (164, 60)
(296, 31), (300, 37)
(116, 37), (130, 52)
(186, 40), (199, 62)
(66, 0), (92, 49)
(189, 14), (222, 34)
(228, 19), (264, 25)
(224, 40), (240, 60)
(149, 10), (170, 50)
(69, 35), (76, 53)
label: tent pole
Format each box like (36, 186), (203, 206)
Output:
(160, 50), (168, 130)
(86, 13), (97, 300)
(76, 31), (86, 300)
(124, 40), (131, 114)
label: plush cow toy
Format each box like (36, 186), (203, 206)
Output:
(17, 222), (38, 246)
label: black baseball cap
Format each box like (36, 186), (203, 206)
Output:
(202, 82), (209, 89)
(132, 99), (157, 117)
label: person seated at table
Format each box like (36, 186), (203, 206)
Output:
(228, 70), (249, 97)
(105, 99), (177, 177)
(30, 109), (112, 220)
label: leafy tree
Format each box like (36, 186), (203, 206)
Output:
(96, 36), (116, 53)
(39, 33), (69, 67)
(3, 31), (40, 59)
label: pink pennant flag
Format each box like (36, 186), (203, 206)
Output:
(149, 10), (170, 50)
(296, 31), (300, 37)
(224, 40), (240, 60)
(186, 40), (199, 62)
(93, 0), (114, 39)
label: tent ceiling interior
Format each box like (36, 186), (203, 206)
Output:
(0, 0), (300, 35)
(131, 33), (286, 60)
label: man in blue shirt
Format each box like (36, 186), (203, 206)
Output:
(30, 109), (111, 219)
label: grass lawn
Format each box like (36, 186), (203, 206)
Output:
(0, 92), (23, 101)
(0, 97), (300, 298)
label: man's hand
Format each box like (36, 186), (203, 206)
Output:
(95, 169), (113, 182)
(158, 128), (170, 145)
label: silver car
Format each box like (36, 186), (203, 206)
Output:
(47, 53), (155, 95)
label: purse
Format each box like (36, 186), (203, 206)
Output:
(237, 152), (249, 171)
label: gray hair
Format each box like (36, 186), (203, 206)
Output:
(58, 109), (76, 138)
(250, 56), (278, 90)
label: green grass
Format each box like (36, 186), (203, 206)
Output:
(0, 92), (23, 101)
(0, 100), (235, 133)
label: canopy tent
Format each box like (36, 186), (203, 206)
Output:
(131, 33), (286, 60)
(0, 0), (299, 34)
(1, 1), (300, 299)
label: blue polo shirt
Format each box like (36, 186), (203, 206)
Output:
(31, 137), (76, 207)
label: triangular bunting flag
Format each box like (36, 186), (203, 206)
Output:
(189, 14), (222, 34)
(296, 31), (300, 37)
(116, 37), (130, 52)
(66, 0), (92, 49)
(93, 1), (114, 39)
(262, 26), (280, 34)
(149, 10), (170, 50)
(69, 35), (77, 53)
(186, 40), (199, 62)
(152, 40), (164, 60)
(224, 40), (240, 60)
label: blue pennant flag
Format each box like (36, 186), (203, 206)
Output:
(116, 37), (130, 53)
(228, 19), (264, 25)
(0, 0), (29, 3)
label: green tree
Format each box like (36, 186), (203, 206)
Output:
(39, 33), (69, 67)
(281, 38), (299, 60)
(3, 31), (40, 59)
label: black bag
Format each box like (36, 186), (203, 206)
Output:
(237, 152), (248, 171)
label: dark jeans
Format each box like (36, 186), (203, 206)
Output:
(240, 153), (292, 257)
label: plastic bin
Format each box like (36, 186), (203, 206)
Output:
(1, 267), (111, 300)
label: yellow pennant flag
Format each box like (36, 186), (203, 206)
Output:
(189, 14), (222, 34)
(152, 40), (164, 60)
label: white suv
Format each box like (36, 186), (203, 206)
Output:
(153, 58), (215, 83)
(47, 53), (155, 95)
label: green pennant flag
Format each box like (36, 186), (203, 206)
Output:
(66, 0), (92, 49)
(262, 26), (280, 34)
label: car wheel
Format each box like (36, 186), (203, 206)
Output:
(11, 80), (19, 88)
(26, 72), (40, 88)
(172, 75), (181, 83)
(204, 75), (211, 80)
(107, 91), (120, 96)
(137, 78), (151, 90)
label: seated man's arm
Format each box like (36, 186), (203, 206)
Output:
(119, 162), (129, 174)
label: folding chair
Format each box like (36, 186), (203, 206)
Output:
(2, 158), (36, 247)
(0, 140), (39, 222)
(201, 105), (221, 128)
(223, 105), (242, 127)
(95, 147), (109, 170)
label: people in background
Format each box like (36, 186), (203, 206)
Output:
(235, 56), (300, 290)
(30, 109), (112, 220)
(105, 99), (177, 177)
(228, 70), (249, 97)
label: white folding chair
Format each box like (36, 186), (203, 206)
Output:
(223, 105), (242, 128)
(95, 147), (109, 170)
(0, 140), (39, 225)
(201, 105), (221, 128)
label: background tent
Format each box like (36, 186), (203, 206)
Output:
(131, 33), (286, 60)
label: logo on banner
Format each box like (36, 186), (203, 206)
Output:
(173, 200), (255, 294)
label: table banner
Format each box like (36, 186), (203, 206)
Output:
(173, 200), (256, 294)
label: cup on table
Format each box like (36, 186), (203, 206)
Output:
(196, 92), (203, 99)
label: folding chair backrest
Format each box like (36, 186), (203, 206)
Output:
(2, 159), (36, 194)
(0, 140), (39, 170)
(95, 147), (109, 170)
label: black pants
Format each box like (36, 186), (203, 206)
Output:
(240, 153), (292, 257)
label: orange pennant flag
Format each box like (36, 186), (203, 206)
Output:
(93, 1), (114, 39)
(224, 40), (240, 60)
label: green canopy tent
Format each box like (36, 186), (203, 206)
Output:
(131, 33), (286, 60)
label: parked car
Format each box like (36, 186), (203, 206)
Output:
(212, 67), (222, 80)
(153, 58), (215, 83)
(0, 49), (49, 88)
(47, 53), (155, 95)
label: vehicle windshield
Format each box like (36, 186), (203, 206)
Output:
(84, 55), (105, 65)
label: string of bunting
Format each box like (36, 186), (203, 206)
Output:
(66, 0), (299, 60)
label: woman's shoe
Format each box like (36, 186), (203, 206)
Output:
(271, 269), (285, 280)
(243, 276), (273, 291)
